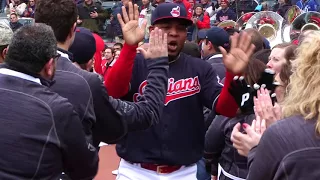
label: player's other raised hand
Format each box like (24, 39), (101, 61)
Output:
(137, 27), (168, 60)
(219, 32), (255, 75)
(117, 2), (147, 45)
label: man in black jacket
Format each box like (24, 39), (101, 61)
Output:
(35, 0), (126, 147)
(0, 23), (98, 180)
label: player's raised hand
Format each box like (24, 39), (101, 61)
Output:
(117, 2), (147, 45)
(219, 32), (255, 74)
(137, 27), (168, 59)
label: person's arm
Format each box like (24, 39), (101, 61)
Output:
(247, 145), (258, 167)
(59, 103), (98, 180)
(196, 15), (210, 29)
(93, 51), (103, 75)
(104, 43), (138, 98)
(204, 115), (229, 176)
(108, 56), (169, 131)
(246, 127), (287, 180)
(97, 5), (109, 19)
(215, 71), (239, 117)
(90, 73), (127, 145)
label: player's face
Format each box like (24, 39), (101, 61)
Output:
(155, 20), (188, 57)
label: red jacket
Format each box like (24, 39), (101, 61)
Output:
(196, 14), (210, 29)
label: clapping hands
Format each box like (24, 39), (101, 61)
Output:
(254, 88), (281, 128)
(231, 116), (266, 157)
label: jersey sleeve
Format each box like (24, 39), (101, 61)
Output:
(215, 71), (239, 117)
(107, 57), (169, 131)
(104, 43), (138, 98)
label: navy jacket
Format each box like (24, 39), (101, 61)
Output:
(0, 66), (98, 180)
(247, 115), (320, 180)
(117, 53), (223, 165)
(204, 53), (226, 81)
(52, 49), (126, 147)
(216, 8), (237, 22)
(203, 53), (225, 129)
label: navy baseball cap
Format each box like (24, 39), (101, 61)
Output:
(69, 27), (96, 64)
(151, 3), (193, 26)
(205, 27), (230, 49)
(198, 29), (208, 39)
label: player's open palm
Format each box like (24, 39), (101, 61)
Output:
(137, 27), (168, 59)
(219, 32), (255, 74)
(117, 2), (147, 45)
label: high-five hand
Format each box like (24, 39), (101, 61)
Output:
(117, 2), (147, 45)
(137, 27), (168, 59)
(219, 32), (255, 74)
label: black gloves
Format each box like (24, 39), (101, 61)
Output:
(228, 69), (279, 114)
(229, 76), (255, 114)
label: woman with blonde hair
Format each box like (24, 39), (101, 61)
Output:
(244, 30), (320, 180)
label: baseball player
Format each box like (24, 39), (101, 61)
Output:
(106, 3), (255, 180)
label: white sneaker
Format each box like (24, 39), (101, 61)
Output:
(112, 170), (118, 175)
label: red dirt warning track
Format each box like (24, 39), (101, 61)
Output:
(94, 145), (120, 180)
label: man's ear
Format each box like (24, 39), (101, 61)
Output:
(43, 58), (55, 78)
(208, 41), (213, 50)
(2, 47), (8, 59)
(86, 59), (94, 71)
(70, 22), (77, 39)
(149, 25), (154, 32)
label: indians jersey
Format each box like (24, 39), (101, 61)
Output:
(116, 53), (223, 165)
